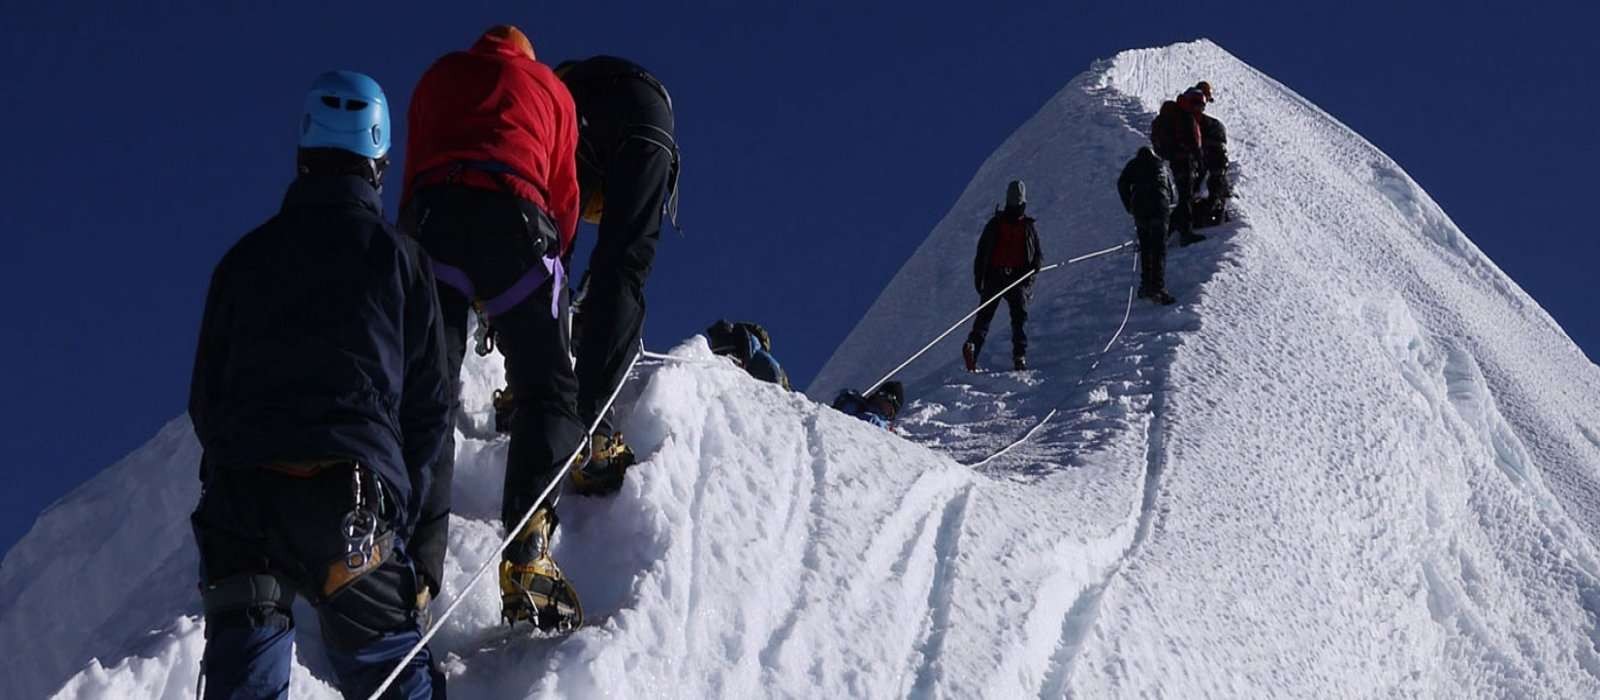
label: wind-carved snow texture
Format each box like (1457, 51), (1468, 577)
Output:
(816, 38), (1600, 697)
(7, 39), (1600, 699)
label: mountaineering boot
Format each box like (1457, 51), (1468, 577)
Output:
(1013, 355), (1027, 371)
(500, 507), (583, 632)
(1147, 289), (1177, 306)
(962, 341), (978, 372)
(1179, 232), (1208, 246)
(570, 432), (636, 497)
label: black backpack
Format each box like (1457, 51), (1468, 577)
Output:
(705, 320), (772, 364)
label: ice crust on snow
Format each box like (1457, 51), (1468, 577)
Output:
(7, 40), (1600, 698)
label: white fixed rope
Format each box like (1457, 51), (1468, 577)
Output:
(369, 349), (646, 700)
(968, 245), (1141, 468)
(861, 240), (1135, 397)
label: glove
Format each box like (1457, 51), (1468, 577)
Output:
(410, 513), (448, 597)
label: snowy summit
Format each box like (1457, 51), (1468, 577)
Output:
(6, 39), (1600, 699)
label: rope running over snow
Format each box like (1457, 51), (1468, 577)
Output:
(967, 243), (1140, 468)
(369, 347), (646, 700)
(862, 240), (1135, 397)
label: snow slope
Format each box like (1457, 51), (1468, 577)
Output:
(6, 39), (1600, 699)
(816, 39), (1600, 697)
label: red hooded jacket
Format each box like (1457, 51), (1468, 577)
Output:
(401, 29), (580, 254)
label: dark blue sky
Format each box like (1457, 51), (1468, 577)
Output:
(2, 2), (1595, 556)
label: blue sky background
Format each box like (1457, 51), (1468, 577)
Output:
(2, 2), (1595, 556)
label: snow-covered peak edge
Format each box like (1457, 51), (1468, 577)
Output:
(808, 39), (1583, 400)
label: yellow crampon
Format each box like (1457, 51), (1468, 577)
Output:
(499, 508), (583, 632)
(569, 432), (636, 497)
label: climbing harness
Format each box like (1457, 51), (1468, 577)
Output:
(341, 467), (379, 570)
(412, 161), (568, 357)
(431, 251), (565, 358)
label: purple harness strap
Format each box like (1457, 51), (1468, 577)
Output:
(430, 262), (477, 299)
(431, 257), (564, 320)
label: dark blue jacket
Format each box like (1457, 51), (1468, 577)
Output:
(188, 174), (453, 588)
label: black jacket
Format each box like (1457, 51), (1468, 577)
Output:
(972, 209), (1043, 292)
(1118, 148), (1177, 220)
(189, 174), (453, 590)
(1198, 114), (1228, 170)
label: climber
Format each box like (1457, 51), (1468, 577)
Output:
(1118, 146), (1179, 305)
(188, 70), (450, 698)
(400, 25), (585, 632)
(1150, 90), (1207, 246)
(832, 381), (905, 429)
(705, 320), (790, 389)
(1193, 81), (1232, 228)
(963, 180), (1044, 372)
(554, 55), (680, 497)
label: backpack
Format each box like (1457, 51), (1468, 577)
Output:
(1151, 101), (1200, 162)
(706, 320), (770, 361)
(831, 391), (890, 429)
(706, 320), (789, 389)
(1150, 101), (1179, 158)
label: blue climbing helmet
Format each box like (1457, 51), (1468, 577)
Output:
(299, 70), (390, 159)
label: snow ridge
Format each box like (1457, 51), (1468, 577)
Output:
(6, 39), (1600, 699)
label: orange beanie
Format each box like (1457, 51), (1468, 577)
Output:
(480, 25), (535, 60)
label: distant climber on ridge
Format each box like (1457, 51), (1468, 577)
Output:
(1150, 89), (1208, 247)
(400, 25), (585, 633)
(188, 71), (451, 698)
(706, 319), (790, 389)
(832, 381), (905, 429)
(963, 179), (1044, 372)
(1119, 146), (1179, 305)
(1193, 81), (1232, 227)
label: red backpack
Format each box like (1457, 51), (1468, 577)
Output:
(988, 216), (1031, 268)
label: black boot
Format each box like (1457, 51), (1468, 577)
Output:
(962, 340), (979, 372)
(1013, 355), (1027, 371)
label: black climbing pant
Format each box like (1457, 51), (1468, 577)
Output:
(574, 76), (676, 437)
(966, 267), (1031, 360)
(406, 185), (584, 528)
(1136, 215), (1169, 293)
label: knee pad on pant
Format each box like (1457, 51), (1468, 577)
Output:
(200, 573), (296, 637)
